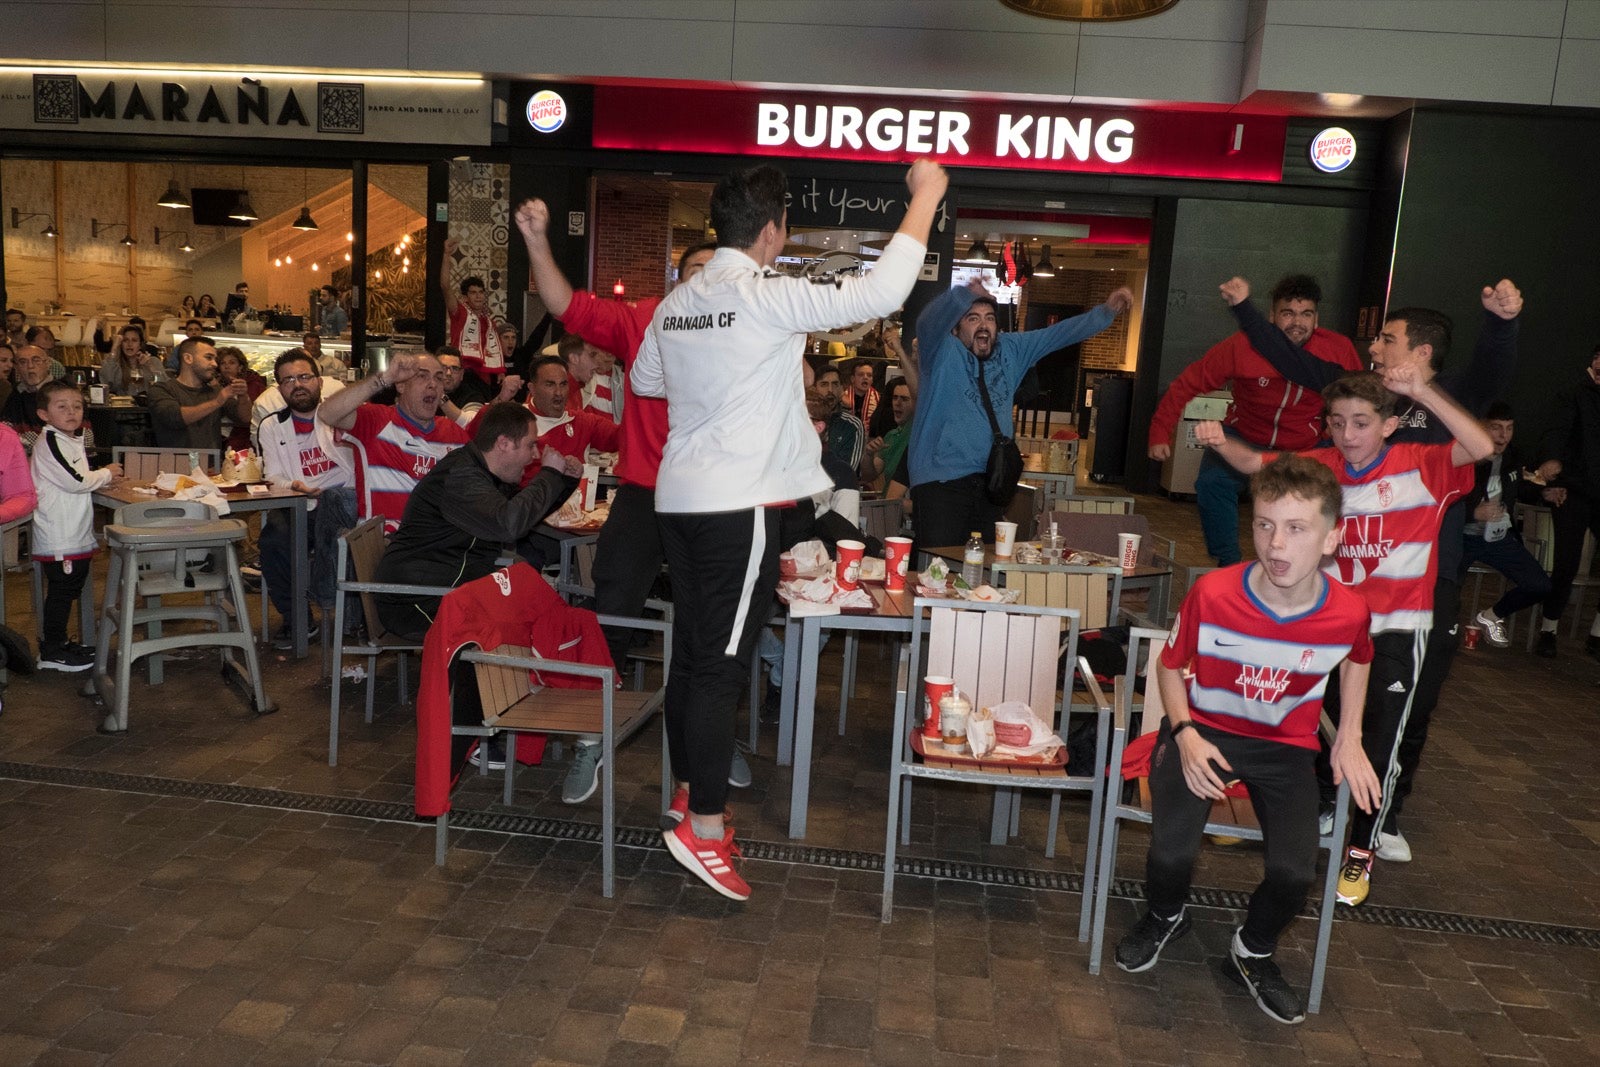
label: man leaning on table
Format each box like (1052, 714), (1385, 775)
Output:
(147, 336), (251, 451)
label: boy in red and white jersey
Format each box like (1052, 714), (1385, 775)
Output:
(1116, 455), (1381, 1025)
(1199, 368), (1492, 908)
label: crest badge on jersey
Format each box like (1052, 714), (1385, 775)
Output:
(1376, 479), (1394, 508)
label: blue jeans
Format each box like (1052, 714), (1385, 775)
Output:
(1459, 529), (1551, 619)
(260, 486), (358, 616)
(1195, 446), (1250, 566)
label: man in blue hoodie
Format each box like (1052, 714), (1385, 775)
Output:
(908, 279), (1132, 551)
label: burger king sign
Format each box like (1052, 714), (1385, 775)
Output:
(526, 90), (567, 134)
(1309, 127), (1356, 174)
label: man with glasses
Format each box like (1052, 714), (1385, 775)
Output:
(258, 348), (357, 648)
(316, 352), (468, 534)
(438, 345), (519, 429)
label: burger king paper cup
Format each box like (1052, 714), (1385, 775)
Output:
(923, 675), (954, 739)
(835, 539), (865, 591)
(1117, 532), (1141, 574)
(884, 536), (913, 591)
(994, 520), (1018, 559)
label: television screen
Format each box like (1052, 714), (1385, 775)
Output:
(191, 188), (253, 228)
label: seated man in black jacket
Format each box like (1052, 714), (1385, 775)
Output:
(375, 402), (578, 639)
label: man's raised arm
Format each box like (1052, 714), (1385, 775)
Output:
(1194, 418), (1265, 474)
(514, 199), (574, 318)
(1222, 276), (1347, 391)
(317, 354), (418, 431)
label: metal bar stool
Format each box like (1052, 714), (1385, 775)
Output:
(93, 500), (272, 734)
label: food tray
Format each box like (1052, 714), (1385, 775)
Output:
(910, 730), (1066, 768)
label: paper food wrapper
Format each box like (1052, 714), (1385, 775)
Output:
(789, 539), (831, 577)
(779, 573), (873, 612)
(967, 701), (1064, 760)
(153, 466), (230, 516)
(221, 448), (262, 483)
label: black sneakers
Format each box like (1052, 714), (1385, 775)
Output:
(38, 643), (94, 672)
(1536, 630), (1558, 658)
(1224, 930), (1306, 1025)
(1114, 906), (1191, 973)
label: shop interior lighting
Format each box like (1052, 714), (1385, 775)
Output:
(292, 168), (319, 230)
(91, 218), (136, 245)
(229, 170), (258, 222)
(157, 176), (190, 210)
(153, 227), (195, 252)
(964, 236), (994, 263)
(11, 208), (58, 238)
(1033, 245), (1056, 277)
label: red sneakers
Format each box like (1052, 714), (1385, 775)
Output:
(663, 819), (750, 901)
(661, 787), (690, 829)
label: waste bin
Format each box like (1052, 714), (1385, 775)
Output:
(1160, 391), (1231, 497)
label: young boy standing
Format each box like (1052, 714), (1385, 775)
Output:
(30, 380), (121, 671)
(1199, 368), (1493, 907)
(1116, 455), (1381, 1025)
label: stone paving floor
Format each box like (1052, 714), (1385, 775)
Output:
(1, 486), (1598, 1065)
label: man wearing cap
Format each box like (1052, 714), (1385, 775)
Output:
(909, 280), (1133, 554)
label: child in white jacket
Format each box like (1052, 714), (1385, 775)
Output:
(29, 381), (122, 671)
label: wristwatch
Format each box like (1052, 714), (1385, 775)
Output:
(1170, 720), (1195, 739)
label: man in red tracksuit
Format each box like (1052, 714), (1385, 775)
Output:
(515, 198), (729, 805)
(1149, 274), (1362, 565)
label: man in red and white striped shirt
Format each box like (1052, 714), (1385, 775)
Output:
(316, 352), (469, 535)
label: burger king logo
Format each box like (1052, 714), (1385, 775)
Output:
(1309, 127), (1356, 174)
(526, 90), (567, 134)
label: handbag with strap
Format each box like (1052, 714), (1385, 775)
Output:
(974, 356), (1023, 506)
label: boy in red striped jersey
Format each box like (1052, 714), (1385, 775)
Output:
(1198, 368), (1493, 909)
(1116, 455), (1381, 1024)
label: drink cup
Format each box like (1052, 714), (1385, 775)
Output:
(778, 551), (798, 580)
(1117, 532), (1142, 573)
(1041, 532), (1064, 564)
(835, 539), (865, 591)
(884, 536), (913, 592)
(940, 694), (971, 751)
(1463, 625), (1483, 650)
(922, 675), (954, 739)
(994, 521), (1018, 559)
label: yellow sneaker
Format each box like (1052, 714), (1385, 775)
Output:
(1207, 834), (1246, 847)
(1336, 846), (1374, 906)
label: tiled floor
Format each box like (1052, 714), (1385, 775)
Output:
(2, 485), (1599, 1065)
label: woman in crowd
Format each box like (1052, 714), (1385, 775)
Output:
(99, 324), (165, 397)
(196, 293), (221, 321)
(217, 347), (266, 451)
(180, 295), (197, 319)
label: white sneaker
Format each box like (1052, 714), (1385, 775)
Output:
(1474, 610), (1510, 648)
(1376, 829), (1412, 863)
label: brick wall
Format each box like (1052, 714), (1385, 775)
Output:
(1021, 269), (1133, 370)
(592, 185), (671, 302)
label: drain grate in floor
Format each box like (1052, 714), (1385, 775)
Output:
(4, 760), (1596, 950)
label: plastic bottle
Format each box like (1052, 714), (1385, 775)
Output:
(962, 531), (985, 588)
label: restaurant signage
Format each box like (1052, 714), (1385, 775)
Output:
(590, 86), (1288, 182)
(0, 67), (490, 145)
(1308, 126), (1356, 173)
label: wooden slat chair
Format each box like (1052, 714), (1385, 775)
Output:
(858, 497), (905, 542)
(449, 616), (672, 897)
(883, 598), (1112, 942)
(327, 516), (453, 765)
(1050, 493), (1136, 516)
(1086, 627), (1351, 1015)
(112, 446), (220, 482)
(990, 561), (1124, 631)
